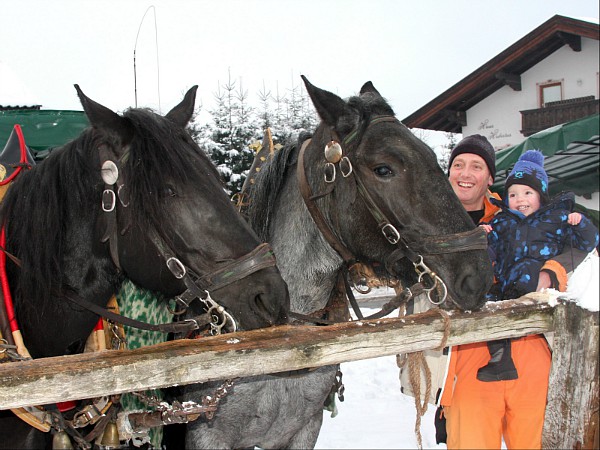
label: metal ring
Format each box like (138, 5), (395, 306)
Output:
(381, 223), (400, 245)
(166, 257), (186, 279)
(353, 278), (371, 294)
(324, 162), (336, 183)
(102, 189), (116, 212)
(340, 156), (353, 177)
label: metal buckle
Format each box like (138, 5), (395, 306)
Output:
(166, 257), (186, 279)
(102, 189), (116, 212)
(340, 156), (353, 177)
(381, 223), (400, 245)
(324, 162), (336, 183)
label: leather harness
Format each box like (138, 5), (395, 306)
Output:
(294, 115), (488, 314)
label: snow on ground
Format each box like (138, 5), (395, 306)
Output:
(315, 353), (443, 449)
(315, 290), (445, 449)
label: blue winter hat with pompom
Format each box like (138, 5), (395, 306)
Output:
(505, 150), (549, 202)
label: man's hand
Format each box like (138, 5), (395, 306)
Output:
(536, 271), (552, 291)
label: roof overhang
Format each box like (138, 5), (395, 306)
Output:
(402, 15), (600, 132)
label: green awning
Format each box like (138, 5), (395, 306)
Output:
(0, 109), (89, 154)
(491, 114), (599, 197)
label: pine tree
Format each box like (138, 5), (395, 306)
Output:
(203, 70), (261, 194)
(197, 74), (319, 195)
(438, 132), (458, 172)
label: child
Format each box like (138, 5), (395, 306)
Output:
(478, 149), (599, 381)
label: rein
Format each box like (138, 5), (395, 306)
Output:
(296, 115), (488, 307)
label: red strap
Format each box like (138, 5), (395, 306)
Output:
(0, 227), (18, 333)
(56, 401), (77, 412)
(93, 318), (104, 331)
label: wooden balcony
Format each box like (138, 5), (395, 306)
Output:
(520, 96), (599, 136)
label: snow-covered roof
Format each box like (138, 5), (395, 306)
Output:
(0, 60), (41, 108)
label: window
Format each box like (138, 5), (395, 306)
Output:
(538, 80), (563, 107)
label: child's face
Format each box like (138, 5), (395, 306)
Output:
(507, 184), (541, 216)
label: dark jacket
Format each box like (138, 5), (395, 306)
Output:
(487, 192), (599, 298)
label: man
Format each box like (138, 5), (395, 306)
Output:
(398, 134), (587, 449)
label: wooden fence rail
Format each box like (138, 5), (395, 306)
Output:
(0, 293), (597, 449)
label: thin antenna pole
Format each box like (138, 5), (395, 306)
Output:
(133, 5), (161, 111)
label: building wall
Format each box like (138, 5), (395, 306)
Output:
(462, 37), (599, 150)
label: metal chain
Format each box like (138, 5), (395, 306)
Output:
(0, 339), (30, 361)
(199, 378), (235, 420)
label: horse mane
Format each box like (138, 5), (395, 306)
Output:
(246, 135), (303, 241)
(0, 107), (222, 307)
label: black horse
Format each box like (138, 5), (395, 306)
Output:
(0, 85), (289, 449)
(183, 77), (493, 448)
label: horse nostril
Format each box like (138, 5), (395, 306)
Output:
(455, 271), (487, 306)
(252, 293), (275, 325)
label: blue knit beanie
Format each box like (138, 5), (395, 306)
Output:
(505, 150), (549, 202)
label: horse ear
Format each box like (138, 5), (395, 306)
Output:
(301, 76), (349, 127)
(359, 81), (381, 96)
(165, 85), (198, 127)
(74, 84), (134, 145)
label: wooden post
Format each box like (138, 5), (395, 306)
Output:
(543, 301), (599, 449)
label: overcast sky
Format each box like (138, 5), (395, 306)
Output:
(1, 0), (598, 124)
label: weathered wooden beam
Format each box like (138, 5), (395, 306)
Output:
(557, 31), (582, 52)
(543, 301), (599, 449)
(442, 109), (467, 126)
(0, 295), (556, 409)
(495, 71), (522, 91)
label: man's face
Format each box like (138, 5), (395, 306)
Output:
(448, 153), (493, 211)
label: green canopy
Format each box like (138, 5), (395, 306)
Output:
(0, 109), (89, 154)
(491, 113), (599, 197)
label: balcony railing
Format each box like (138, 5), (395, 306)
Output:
(520, 96), (599, 136)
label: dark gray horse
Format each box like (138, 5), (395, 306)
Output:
(183, 77), (493, 448)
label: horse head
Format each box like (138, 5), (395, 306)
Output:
(74, 85), (289, 332)
(299, 77), (493, 311)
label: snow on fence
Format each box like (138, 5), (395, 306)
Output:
(0, 293), (597, 449)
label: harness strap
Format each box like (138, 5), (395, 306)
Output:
(199, 243), (278, 292)
(417, 227), (488, 254)
(62, 289), (210, 334)
(297, 139), (356, 267)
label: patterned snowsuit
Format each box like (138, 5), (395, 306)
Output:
(487, 191), (599, 299)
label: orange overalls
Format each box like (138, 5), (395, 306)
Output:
(441, 335), (551, 449)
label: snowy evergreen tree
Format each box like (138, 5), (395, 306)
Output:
(195, 74), (319, 195)
(203, 70), (261, 194)
(437, 131), (459, 172)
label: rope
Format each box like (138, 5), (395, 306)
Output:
(396, 305), (451, 449)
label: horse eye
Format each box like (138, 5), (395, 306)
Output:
(164, 186), (177, 197)
(374, 165), (393, 177)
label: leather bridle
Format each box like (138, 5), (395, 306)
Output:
(296, 115), (488, 307)
(89, 144), (279, 335)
